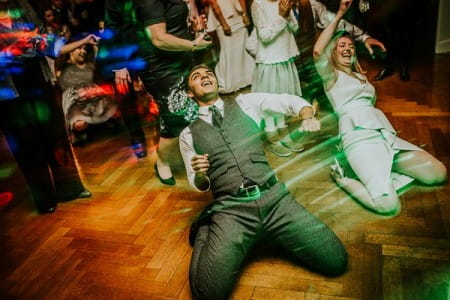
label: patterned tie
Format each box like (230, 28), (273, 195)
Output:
(209, 105), (223, 128)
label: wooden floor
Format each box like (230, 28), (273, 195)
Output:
(1, 55), (450, 300)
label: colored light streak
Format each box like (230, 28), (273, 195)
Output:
(35, 101), (51, 122)
(0, 88), (17, 100)
(78, 84), (115, 99)
(0, 192), (13, 207)
(0, 163), (16, 179)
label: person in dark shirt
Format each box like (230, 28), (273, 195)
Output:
(135, 0), (211, 185)
(0, 0), (94, 214)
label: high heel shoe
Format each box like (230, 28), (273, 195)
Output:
(154, 163), (176, 186)
(330, 158), (346, 186)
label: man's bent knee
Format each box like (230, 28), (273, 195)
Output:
(320, 241), (348, 277)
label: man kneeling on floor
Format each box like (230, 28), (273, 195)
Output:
(179, 64), (348, 300)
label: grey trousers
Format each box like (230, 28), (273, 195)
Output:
(189, 183), (348, 300)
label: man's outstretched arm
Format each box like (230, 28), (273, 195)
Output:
(179, 127), (211, 192)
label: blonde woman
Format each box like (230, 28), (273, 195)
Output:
(313, 0), (447, 215)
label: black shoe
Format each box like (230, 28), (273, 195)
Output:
(132, 142), (147, 159)
(189, 220), (200, 246)
(400, 66), (410, 81)
(38, 205), (57, 214)
(60, 189), (92, 202)
(373, 68), (393, 81)
(154, 163), (176, 185)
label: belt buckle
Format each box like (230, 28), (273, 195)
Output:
(239, 185), (260, 198)
(244, 184), (260, 197)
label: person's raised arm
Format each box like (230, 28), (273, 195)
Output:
(147, 22), (211, 51)
(311, 0), (385, 55)
(313, 0), (352, 86)
(188, 0), (199, 18)
(251, 0), (291, 44)
(59, 34), (100, 55)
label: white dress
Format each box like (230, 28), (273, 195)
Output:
(207, 0), (255, 94)
(326, 71), (422, 198)
(251, 0), (301, 96)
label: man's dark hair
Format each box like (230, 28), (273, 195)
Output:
(184, 64), (215, 91)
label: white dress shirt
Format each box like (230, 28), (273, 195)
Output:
(179, 92), (312, 191)
(310, 0), (369, 43)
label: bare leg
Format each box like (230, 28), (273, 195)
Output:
(156, 136), (178, 179)
(393, 150), (447, 185)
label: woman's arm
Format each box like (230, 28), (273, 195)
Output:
(59, 34), (100, 55)
(287, 11), (299, 34)
(251, 0), (290, 44)
(187, 0), (199, 18)
(238, 0), (250, 26)
(208, 0), (232, 36)
(313, 0), (352, 87)
(147, 22), (211, 51)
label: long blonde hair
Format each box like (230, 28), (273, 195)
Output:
(329, 31), (366, 75)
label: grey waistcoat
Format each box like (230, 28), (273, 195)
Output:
(189, 99), (275, 198)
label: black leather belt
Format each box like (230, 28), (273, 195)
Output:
(235, 176), (278, 198)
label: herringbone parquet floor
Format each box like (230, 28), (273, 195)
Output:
(1, 55), (449, 300)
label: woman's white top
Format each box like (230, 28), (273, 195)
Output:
(251, 0), (299, 64)
(326, 70), (396, 136)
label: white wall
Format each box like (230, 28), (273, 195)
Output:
(435, 0), (450, 53)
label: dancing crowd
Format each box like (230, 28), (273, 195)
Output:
(0, 0), (447, 299)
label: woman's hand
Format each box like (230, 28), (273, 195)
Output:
(242, 13), (250, 27)
(223, 23), (232, 36)
(191, 14), (208, 33)
(81, 34), (100, 46)
(337, 0), (353, 18)
(279, 0), (292, 19)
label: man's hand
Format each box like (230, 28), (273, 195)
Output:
(193, 33), (213, 51)
(301, 118), (321, 132)
(114, 68), (131, 95)
(191, 154), (209, 176)
(364, 37), (386, 56)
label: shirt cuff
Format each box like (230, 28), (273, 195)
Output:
(191, 174), (211, 192)
(358, 33), (370, 43)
